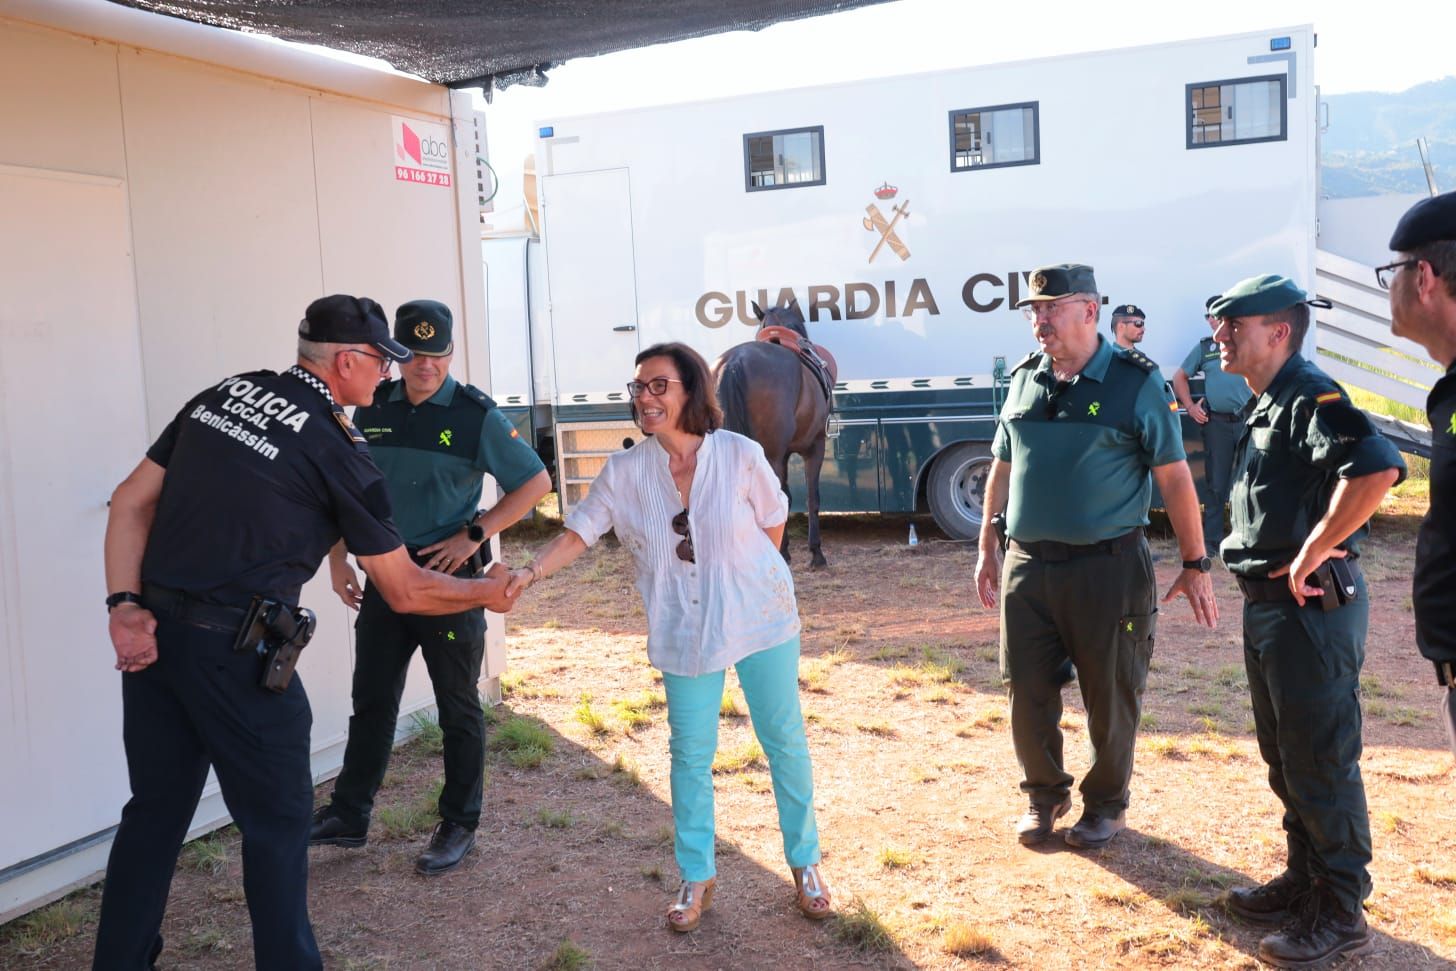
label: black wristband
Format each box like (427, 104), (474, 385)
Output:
(1182, 556), (1213, 573)
(106, 591), (143, 612)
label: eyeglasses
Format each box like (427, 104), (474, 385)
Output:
(627, 377), (684, 398)
(340, 348), (392, 374)
(671, 509), (695, 563)
(1374, 259), (1434, 290)
(1022, 296), (1091, 321)
(1044, 379), (1072, 421)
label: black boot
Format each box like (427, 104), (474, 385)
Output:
(1257, 882), (1372, 968)
(1224, 870), (1309, 926)
(415, 820), (476, 875)
(308, 805), (367, 848)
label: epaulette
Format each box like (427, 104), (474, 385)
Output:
(1200, 336), (1217, 351)
(371, 378), (400, 406)
(331, 405), (371, 454)
(1010, 350), (1043, 374)
(1119, 347), (1159, 374)
(458, 383), (498, 412)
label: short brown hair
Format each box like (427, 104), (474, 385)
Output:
(1266, 302), (1311, 348)
(631, 342), (722, 436)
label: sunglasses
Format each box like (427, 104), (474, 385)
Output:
(1044, 379), (1072, 421)
(672, 508), (695, 563)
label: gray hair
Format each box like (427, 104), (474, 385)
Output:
(1075, 292), (1101, 324)
(297, 338), (345, 366)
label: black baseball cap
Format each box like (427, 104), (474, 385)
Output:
(1111, 304), (1145, 320)
(299, 295), (413, 362)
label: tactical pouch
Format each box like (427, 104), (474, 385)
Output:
(1313, 559), (1358, 613)
(233, 596), (318, 693)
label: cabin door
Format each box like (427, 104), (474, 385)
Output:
(540, 168), (640, 400)
(0, 167), (149, 886)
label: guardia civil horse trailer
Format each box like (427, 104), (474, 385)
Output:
(0, 0), (498, 921)
(489, 25), (1319, 539)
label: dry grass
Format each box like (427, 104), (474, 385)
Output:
(7, 513), (1449, 971)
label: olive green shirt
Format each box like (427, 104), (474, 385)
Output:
(993, 337), (1186, 544)
(1179, 335), (1252, 414)
(1222, 353), (1406, 576)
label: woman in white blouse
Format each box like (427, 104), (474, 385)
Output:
(507, 342), (832, 932)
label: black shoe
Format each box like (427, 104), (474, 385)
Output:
(1257, 883), (1372, 968)
(1015, 797), (1071, 845)
(1224, 871), (1310, 926)
(416, 821), (476, 875)
(1063, 810), (1126, 849)
(309, 806), (367, 848)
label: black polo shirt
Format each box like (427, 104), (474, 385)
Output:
(1416, 367), (1456, 675)
(140, 367), (403, 607)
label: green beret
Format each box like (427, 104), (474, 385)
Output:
(1015, 263), (1098, 308)
(394, 300), (454, 356)
(1389, 190), (1456, 252)
(1208, 274), (1330, 318)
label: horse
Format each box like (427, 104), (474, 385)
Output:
(712, 298), (837, 569)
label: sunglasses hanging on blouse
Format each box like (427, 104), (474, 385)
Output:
(671, 509), (695, 563)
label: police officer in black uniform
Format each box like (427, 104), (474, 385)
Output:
(1209, 275), (1404, 968)
(1382, 190), (1456, 738)
(96, 295), (517, 970)
(310, 300), (549, 875)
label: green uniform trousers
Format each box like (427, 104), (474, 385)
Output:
(1242, 574), (1372, 912)
(1200, 414), (1242, 553)
(1000, 536), (1157, 815)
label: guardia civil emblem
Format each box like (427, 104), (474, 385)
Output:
(413, 320), (436, 341)
(1031, 272), (1048, 293)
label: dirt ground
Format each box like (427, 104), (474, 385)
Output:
(6, 499), (1456, 970)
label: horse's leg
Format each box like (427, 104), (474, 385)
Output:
(769, 450), (792, 565)
(804, 433), (828, 569)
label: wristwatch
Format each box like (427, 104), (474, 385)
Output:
(1182, 556), (1214, 573)
(466, 510), (486, 543)
(106, 591), (143, 612)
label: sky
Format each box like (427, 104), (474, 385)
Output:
(474, 0), (1455, 218)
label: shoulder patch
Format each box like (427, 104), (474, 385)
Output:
(332, 406), (370, 453)
(458, 383), (498, 412)
(1011, 350), (1042, 374)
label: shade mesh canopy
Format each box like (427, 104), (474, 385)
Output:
(106, 0), (888, 93)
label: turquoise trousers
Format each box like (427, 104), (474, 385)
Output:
(661, 636), (820, 882)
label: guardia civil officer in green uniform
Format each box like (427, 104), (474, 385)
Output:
(1172, 295), (1253, 556)
(1209, 275), (1404, 968)
(1381, 191), (1456, 746)
(975, 264), (1218, 850)
(311, 300), (550, 875)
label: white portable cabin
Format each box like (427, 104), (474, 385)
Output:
(505, 26), (1319, 530)
(0, 0), (503, 920)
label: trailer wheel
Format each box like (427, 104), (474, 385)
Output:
(927, 443), (993, 541)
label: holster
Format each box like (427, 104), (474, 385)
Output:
(1313, 558), (1359, 613)
(990, 513), (1008, 552)
(232, 595), (317, 693)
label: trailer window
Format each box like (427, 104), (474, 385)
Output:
(743, 126), (825, 191)
(1187, 75), (1286, 148)
(948, 102), (1039, 172)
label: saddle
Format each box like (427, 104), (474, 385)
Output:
(756, 326), (837, 404)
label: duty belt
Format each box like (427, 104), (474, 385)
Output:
(1205, 410), (1244, 423)
(1235, 563), (1362, 605)
(1008, 528), (1143, 562)
(141, 583), (250, 633)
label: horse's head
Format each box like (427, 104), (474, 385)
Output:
(751, 298), (809, 340)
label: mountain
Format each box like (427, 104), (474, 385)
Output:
(1320, 76), (1455, 198)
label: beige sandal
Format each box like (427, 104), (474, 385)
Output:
(667, 878), (715, 932)
(792, 865), (834, 920)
